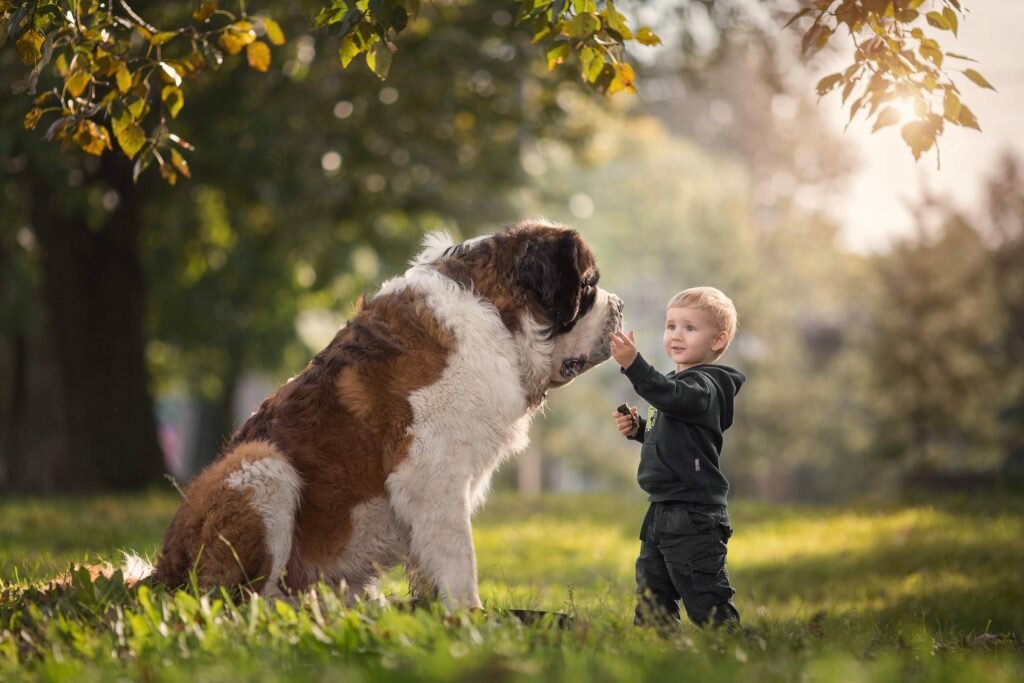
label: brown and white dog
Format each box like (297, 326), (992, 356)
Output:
(150, 220), (623, 609)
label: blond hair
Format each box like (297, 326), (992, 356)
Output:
(667, 287), (738, 361)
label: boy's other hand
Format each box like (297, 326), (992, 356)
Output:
(612, 405), (639, 437)
(609, 330), (638, 369)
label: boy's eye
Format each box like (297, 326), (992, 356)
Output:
(687, 326), (697, 332)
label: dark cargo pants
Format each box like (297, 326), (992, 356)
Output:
(634, 501), (740, 629)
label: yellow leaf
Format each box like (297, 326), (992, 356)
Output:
(192, 2), (217, 22)
(161, 85), (185, 118)
(171, 149), (192, 179)
(16, 31), (44, 65)
(159, 61), (183, 86)
(607, 63), (636, 94)
(159, 160), (178, 185)
(66, 70), (92, 98)
(23, 108), (43, 130)
(871, 106), (901, 132)
(113, 114), (146, 158)
(75, 120), (112, 156)
(247, 40), (271, 72)
(219, 21), (255, 55)
(150, 31), (178, 46)
(116, 63), (132, 93)
(963, 68), (996, 91)
(128, 98), (147, 120)
(261, 17), (286, 46)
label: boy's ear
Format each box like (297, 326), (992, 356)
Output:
(712, 330), (729, 352)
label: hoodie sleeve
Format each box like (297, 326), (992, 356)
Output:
(622, 354), (714, 419)
(625, 416), (646, 443)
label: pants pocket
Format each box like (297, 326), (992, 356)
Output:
(689, 553), (735, 609)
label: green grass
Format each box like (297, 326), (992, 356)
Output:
(1, 491), (1022, 681)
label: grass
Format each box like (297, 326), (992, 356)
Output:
(1, 491), (1022, 681)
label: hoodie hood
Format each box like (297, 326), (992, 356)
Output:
(671, 364), (746, 430)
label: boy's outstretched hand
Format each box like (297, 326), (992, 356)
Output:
(609, 330), (638, 369)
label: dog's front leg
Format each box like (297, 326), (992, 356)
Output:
(388, 475), (482, 611)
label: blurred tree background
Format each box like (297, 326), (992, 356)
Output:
(1, 0), (1021, 501)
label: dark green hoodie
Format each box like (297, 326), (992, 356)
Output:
(622, 354), (746, 506)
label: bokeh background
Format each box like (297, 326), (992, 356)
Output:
(2, 0), (1023, 504)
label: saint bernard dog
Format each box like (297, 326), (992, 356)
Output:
(151, 219), (623, 609)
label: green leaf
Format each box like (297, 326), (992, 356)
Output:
(366, 40), (392, 80)
(546, 43), (570, 71)
(635, 27), (661, 47)
(161, 85), (184, 118)
(872, 106), (901, 132)
(563, 13), (600, 39)
(963, 69), (996, 91)
(580, 46), (604, 83)
(339, 35), (361, 68)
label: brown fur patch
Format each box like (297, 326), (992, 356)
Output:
(158, 286), (454, 591)
(155, 442), (281, 591)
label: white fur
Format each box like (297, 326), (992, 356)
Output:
(382, 266), (535, 609)
(225, 456), (303, 594)
(120, 551), (155, 583)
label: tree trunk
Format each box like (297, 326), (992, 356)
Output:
(25, 155), (164, 491)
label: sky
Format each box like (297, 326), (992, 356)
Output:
(819, 0), (1024, 252)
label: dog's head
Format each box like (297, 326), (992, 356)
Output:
(415, 219), (623, 390)
(507, 220), (623, 388)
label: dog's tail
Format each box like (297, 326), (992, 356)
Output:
(120, 551), (156, 584)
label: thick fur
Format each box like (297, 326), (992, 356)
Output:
(152, 220), (622, 609)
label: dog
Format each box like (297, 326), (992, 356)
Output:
(151, 219), (623, 609)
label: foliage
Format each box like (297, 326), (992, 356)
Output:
(789, 0), (993, 162)
(0, 0), (659, 184)
(1, 492), (1022, 680)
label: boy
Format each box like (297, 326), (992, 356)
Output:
(609, 286), (745, 629)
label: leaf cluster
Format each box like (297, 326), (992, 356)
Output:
(2, 0), (286, 183)
(318, 0), (661, 93)
(789, 0), (993, 161)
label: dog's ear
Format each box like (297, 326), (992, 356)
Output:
(515, 231), (582, 330)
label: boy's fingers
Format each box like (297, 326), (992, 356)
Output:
(627, 330), (636, 343)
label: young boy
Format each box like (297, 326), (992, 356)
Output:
(609, 286), (745, 629)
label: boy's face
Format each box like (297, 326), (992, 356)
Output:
(663, 306), (728, 371)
